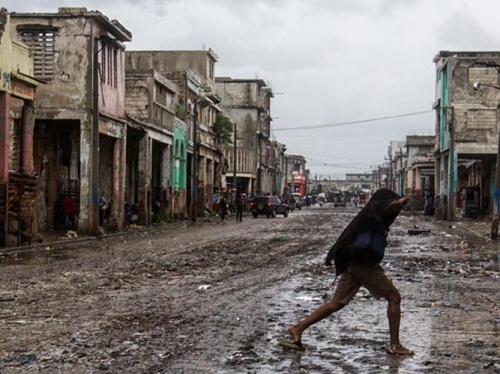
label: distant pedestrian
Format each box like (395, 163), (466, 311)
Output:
(279, 188), (414, 356)
(99, 195), (107, 227)
(219, 196), (228, 222)
(54, 193), (65, 230)
(235, 194), (244, 222)
(353, 194), (360, 208)
(63, 194), (77, 230)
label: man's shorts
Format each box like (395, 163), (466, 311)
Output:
(331, 263), (398, 305)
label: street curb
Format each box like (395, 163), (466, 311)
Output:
(0, 220), (191, 256)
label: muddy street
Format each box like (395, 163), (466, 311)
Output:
(0, 204), (498, 373)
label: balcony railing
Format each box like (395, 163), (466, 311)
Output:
(225, 149), (256, 174)
(152, 102), (175, 133)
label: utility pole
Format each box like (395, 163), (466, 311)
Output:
(389, 155), (393, 191)
(399, 147), (404, 195)
(233, 122), (237, 198)
(448, 107), (456, 221)
(284, 155), (288, 196)
(491, 104), (500, 238)
(191, 99), (198, 223)
(90, 37), (100, 235)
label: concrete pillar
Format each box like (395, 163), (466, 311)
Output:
(162, 144), (170, 190)
(198, 156), (206, 215)
(78, 124), (92, 233)
(110, 135), (125, 230)
(21, 101), (34, 174)
(137, 133), (151, 225)
(119, 125), (127, 227)
(0, 92), (10, 182)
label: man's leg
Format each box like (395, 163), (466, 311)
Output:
(386, 289), (402, 346)
(385, 289), (414, 355)
(288, 301), (345, 343)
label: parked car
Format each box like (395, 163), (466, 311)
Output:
(333, 192), (346, 207)
(250, 196), (290, 218)
(291, 193), (304, 210)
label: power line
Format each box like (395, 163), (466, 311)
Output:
(272, 109), (433, 132)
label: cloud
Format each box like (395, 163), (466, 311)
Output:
(4, 0), (500, 177)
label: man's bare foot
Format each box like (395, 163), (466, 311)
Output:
(288, 325), (302, 343)
(386, 344), (415, 356)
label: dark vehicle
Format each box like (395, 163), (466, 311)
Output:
(333, 192), (346, 207)
(251, 196), (290, 218)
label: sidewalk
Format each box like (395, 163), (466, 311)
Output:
(0, 220), (193, 255)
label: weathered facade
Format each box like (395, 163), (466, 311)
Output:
(126, 50), (222, 217)
(284, 155), (307, 196)
(434, 51), (500, 219)
(10, 7), (132, 234)
(386, 140), (406, 194)
(215, 77), (275, 196)
(0, 8), (39, 246)
(271, 141), (287, 196)
(404, 135), (435, 209)
(125, 68), (187, 224)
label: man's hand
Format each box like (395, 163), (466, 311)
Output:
(387, 197), (409, 210)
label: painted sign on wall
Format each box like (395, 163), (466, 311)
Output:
(10, 79), (34, 100)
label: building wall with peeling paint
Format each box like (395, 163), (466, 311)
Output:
(126, 50), (223, 216)
(125, 69), (179, 224)
(10, 8), (132, 234)
(434, 51), (500, 219)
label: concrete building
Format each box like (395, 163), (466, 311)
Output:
(433, 51), (500, 220)
(284, 155), (307, 196)
(125, 69), (187, 224)
(271, 141), (287, 196)
(0, 8), (40, 246)
(387, 140), (406, 194)
(9, 7), (132, 235)
(345, 173), (376, 191)
(215, 77), (275, 196)
(126, 50), (223, 218)
(404, 135), (435, 209)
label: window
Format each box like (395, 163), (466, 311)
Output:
(113, 48), (118, 87)
(208, 59), (214, 81)
(20, 29), (55, 80)
(101, 41), (118, 88)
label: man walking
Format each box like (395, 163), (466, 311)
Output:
(279, 189), (414, 356)
(235, 194), (244, 222)
(219, 196), (228, 222)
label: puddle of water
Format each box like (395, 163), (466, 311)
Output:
(249, 257), (499, 374)
(294, 295), (323, 302)
(0, 247), (78, 266)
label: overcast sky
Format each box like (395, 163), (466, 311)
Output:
(5, 0), (500, 179)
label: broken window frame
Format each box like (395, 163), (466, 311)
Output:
(18, 26), (57, 80)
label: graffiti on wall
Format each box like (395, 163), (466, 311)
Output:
(99, 120), (123, 139)
(0, 69), (11, 90)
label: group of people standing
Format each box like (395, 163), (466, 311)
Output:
(55, 193), (77, 230)
(218, 193), (245, 223)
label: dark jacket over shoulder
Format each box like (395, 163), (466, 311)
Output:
(325, 189), (407, 276)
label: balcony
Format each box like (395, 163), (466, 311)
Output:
(225, 149), (256, 174)
(152, 102), (175, 133)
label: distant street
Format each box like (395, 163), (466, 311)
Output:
(0, 204), (498, 373)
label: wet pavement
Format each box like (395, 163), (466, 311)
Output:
(0, 204), (498, 373)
